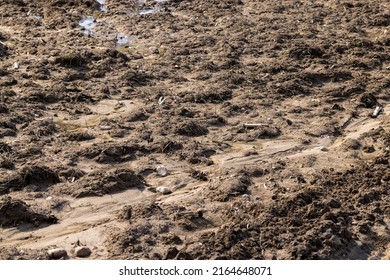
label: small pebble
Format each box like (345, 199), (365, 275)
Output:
(156, 186), (172, 195)
(48, 248), (67, 259)
(100, 125), (112, 130)
(150, 47), (159, 54)
(320, 146), (328, 152)
(75, 246), (92, 258)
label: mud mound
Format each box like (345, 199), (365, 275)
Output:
(66, 132), (95, 142)
(0, 197), (57, 227)
(289, 44), (325, 60)
(109, 153), (389, 260)
(125, 110), (149, 122)
(207, 175), (252, 202)
(194, 154), (390, 260)
(70, 169), (146, 198)
(176, 121), (208, 137)
(118, 70), (152, 87)
(23, 119), (58, 139)
(109, 203), (208, 259)
(119, 203), (165, 221)
(79, 143), (148, 163)
(235, 125), (282, 141)
(150, 138), (183, 153)
(187, 89), (233, 104)
(0, 166), (60, 194)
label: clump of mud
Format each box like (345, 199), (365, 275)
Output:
(0, 166), (60, 194)
(54, 53), (87, 68)
(23, 119), (58, 139)
(79, 143), (149, 163)
(67, 132), (95, 141)
(207, 175), (251, 202)
(0, 197), (57, 227)
(68, 169), (146, 198)
(176, 121), (208, 137)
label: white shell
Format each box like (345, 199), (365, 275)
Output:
(156, 165), (168, 177)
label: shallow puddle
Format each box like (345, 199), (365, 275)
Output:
(78, 0), (171, 42)
(96, 0), (107, 12)
(79, 16), (96, 35)
(139, 8), (159, 15)
(116, 34), (137, 46)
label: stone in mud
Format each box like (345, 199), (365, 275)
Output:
(156, 186), (172, 195)
(150, 47), (159, 54)
(48, 248), (67, 259)
(75, 246), (92, 258)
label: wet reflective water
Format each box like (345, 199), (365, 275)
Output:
(96, 0), (107, 12)
(139, 8), (159, 15)
(79, 16), (96, 35)
(79, 0), (171, 43)
(116, 34), (138, 46)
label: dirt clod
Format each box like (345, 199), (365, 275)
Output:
(0, 197), (57, 227)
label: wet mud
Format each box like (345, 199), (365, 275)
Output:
(0, 0), (389, 259)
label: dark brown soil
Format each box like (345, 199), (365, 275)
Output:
(0, 197), (57, 227)
(0, 0), (389, 260)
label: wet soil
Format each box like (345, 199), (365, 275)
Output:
(0, 0), (389, 260)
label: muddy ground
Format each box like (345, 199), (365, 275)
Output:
(0, 0), (389, 260)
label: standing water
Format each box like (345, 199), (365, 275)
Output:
(79, 16), (96, 35)
(96, 0), (108, 12)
